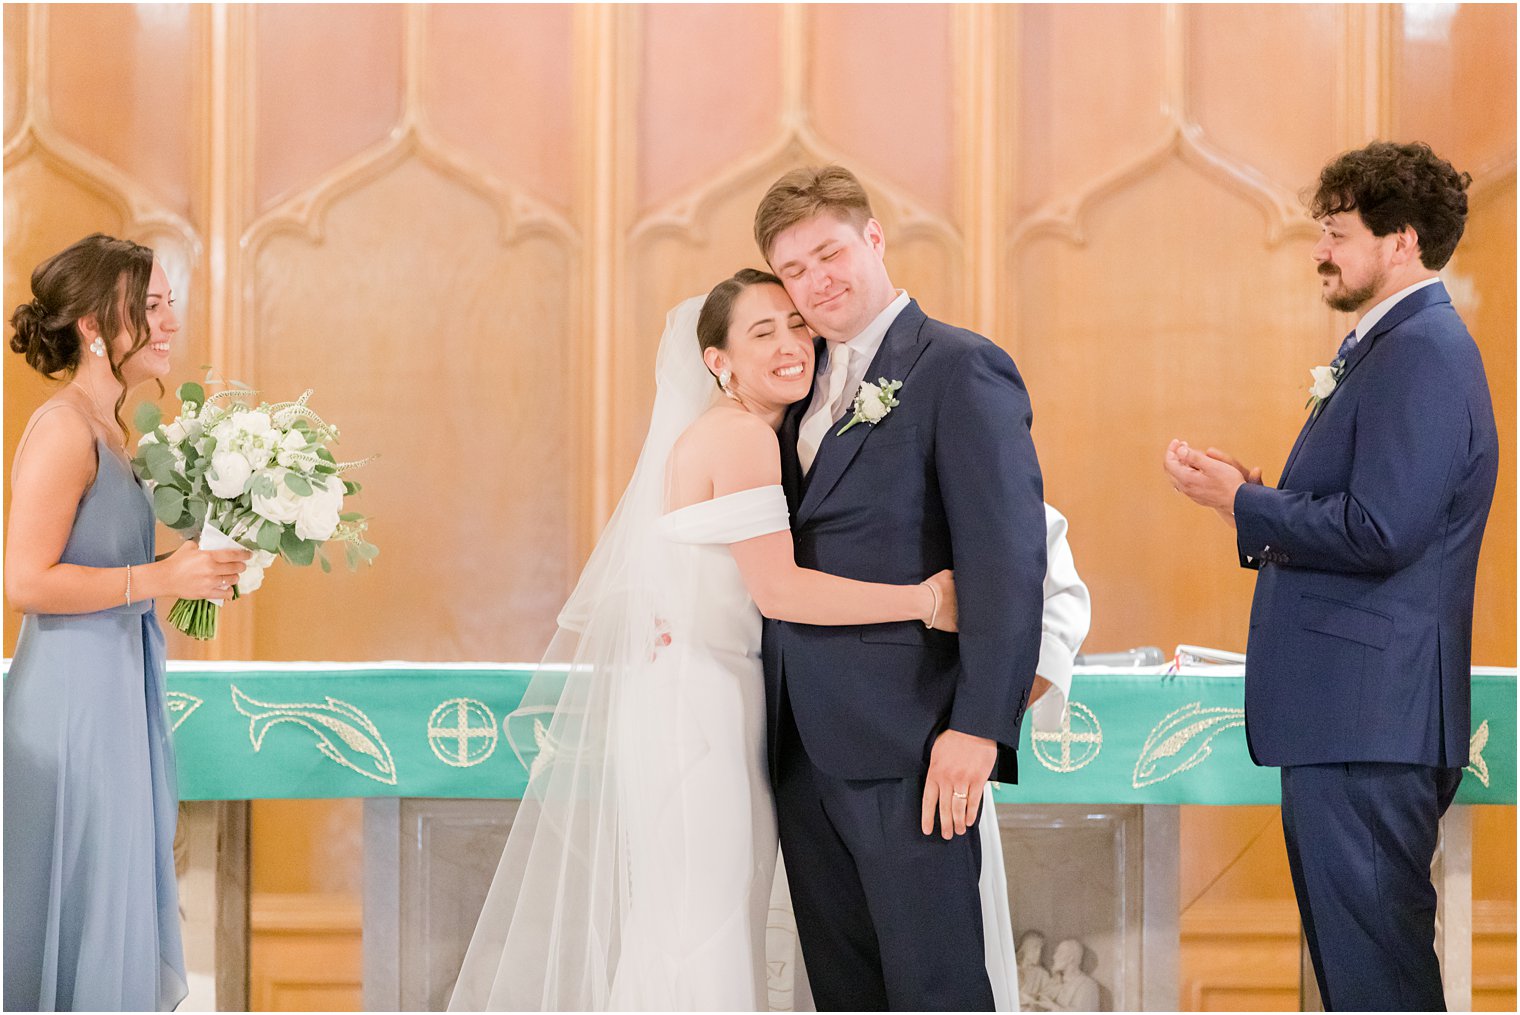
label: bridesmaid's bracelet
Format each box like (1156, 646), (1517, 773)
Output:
(920, 580), (940, 629)
(124, 563), (132, 606)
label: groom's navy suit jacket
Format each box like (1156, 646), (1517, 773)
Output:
(763, 300), (1046, 783)
(1234, 282), (1498, 769)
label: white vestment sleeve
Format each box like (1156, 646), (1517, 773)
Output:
(1030, 503), (1090, 732)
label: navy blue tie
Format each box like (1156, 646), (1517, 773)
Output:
(1333, 329), (1357, 366)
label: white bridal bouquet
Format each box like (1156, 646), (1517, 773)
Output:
(132, 379), (378, 639)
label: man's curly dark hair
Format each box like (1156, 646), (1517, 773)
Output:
(1308, 141), (1472, 270)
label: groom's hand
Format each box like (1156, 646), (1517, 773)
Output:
(921, 729), (997, 840)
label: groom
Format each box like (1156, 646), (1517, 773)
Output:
(756, 166), (1046, 1010)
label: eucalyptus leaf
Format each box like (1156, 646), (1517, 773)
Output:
(318, 554), (332, 574)
(152, 486), (185, 525)
(256, 522), (282, 553)
(252, 475), (278, 498)
(344, 543), (360, 570)
(339, 512), (363, 522)
(143, 443), (178, 486)
(343, 480), (361, 496)
(134, 402), (162, 434)
(280, 529), (315, 567)
(283, 473), (313, 497)
(357, 541), (379, 562)
(176, 381), (205, 406)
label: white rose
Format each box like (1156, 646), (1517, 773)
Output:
(207, 451), (253, 499)
(294, 476), (343, 542)
(250, 468), (303, 525)
(1308, 365), (1338, 401)
(232, 410), (273, 437)
(857, 384), (889, 423)
(236, 549), (278, 596)
(276, 430), (310, 468)
(137, 432), (159, 448)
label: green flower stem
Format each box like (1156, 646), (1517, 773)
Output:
(167, 597), (221, 640)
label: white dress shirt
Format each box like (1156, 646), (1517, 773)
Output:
(1354, 275), (1443, 344)
(803, 289), (912, 425)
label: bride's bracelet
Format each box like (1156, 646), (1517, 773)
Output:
(124, 563), (133, 606)
(919, 580), (940, 629)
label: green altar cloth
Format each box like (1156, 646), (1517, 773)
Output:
(143, 663), (1514, 805)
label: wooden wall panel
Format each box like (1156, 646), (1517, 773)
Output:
(636, 4), (781, 214)
(424, 5), (576, 214)
(1014, 5), (1169, 219)
(1187, 5), (1346, 190)
(253, 5), (403, 213)
(4, 5), (1513, 1011)
(1391, 4), (1517, 178)
(249, 163), (576, 660)
(1014, 160), (1324, 655)
(809, 4), (956, 218)
(3, 5), (25, 141)
(47, 4), (195, 217)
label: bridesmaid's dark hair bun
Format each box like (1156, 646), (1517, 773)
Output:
(9, 296), (78, 376)
(9, 232), (154, 379)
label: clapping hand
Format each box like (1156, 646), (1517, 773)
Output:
(1163, 439), (1260, 528)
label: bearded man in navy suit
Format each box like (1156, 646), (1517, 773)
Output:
(1165, 141), (1498, 1011)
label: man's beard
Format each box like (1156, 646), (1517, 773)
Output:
(1320, 264), (1382, 313)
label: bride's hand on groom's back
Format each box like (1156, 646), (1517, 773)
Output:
(924, 569), (958, 632)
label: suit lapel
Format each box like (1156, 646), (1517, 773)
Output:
(795, 301), (931, 527)
(1279, 282), (1450, 486)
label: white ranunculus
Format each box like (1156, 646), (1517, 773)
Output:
(207, 451), (253, 499)
(858, 384), (890, 423)
(1308, 365), (1338, 401)
(245, 440), (275, 470)
(250, 468), (303, 524)
(236, 549), (278, 596)
(294, 476), (343, 542)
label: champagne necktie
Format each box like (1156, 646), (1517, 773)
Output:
(797, 344), (851, 475)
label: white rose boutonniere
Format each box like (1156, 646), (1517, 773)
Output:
(838, 378), (903, 435)
(1305, 361), (1345, 416)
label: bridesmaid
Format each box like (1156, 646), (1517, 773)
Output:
(3, 234), (249, 1011)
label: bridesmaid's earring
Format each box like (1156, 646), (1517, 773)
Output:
(718, 368), (737, 400)
(89, 337), (107, 358)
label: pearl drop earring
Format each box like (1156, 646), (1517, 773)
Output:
(89, 337), (107, 358)
(718, 368), (736, 399)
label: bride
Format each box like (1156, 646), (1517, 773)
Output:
(451, 271), (1041, 1011)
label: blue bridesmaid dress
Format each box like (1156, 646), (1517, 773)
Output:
(4, 435), (187, 1011)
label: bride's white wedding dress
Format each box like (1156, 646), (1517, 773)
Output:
(607, 486), (788, 1009)
(449, 297), (1022, 1012)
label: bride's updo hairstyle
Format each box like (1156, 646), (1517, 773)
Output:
(695, 268), (785, 387)
(10, 233), (156, 438)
